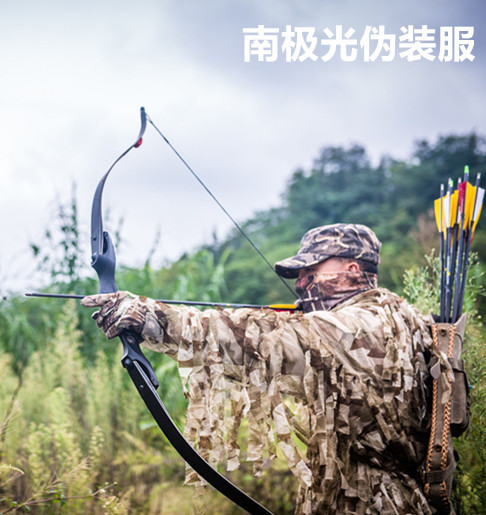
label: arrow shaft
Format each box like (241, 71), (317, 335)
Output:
(25, 292), (298, 311)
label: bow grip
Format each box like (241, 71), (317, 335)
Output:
(91, 231), (118, 294)
(120, 330), (160, 389)
(91, 231), (160, 389)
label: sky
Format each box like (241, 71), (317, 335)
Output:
(1, 0), (485, 294)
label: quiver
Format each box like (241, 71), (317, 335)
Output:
(423, 314), (470, 514)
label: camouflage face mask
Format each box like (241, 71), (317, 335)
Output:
(295, 270), (378, 312)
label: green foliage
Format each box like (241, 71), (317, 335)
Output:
(0, 301), (229, 513)
(0, 295), (60, 373)
(453, 320), (486, 514)
(403, 251), (441, 314)
(157, 247), (231, 303)
(0, 302), (128, 512)
(284, 144), (388, 233)
(29, 184), (86, 290)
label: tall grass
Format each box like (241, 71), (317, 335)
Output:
(0, 301), (237, 513)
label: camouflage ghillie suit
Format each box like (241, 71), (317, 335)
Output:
(86, 287), (434, 514)
(84, 224), (436, 514)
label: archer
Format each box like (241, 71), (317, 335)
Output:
(83, 223), (443, 514)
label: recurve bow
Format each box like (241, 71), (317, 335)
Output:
(88, 107), (272, 515)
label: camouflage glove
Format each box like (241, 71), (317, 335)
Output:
(81, 291), (165, 341)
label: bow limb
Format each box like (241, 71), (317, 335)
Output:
(90, 107), (158, 386)
(91, 107), (147, 275)
(89, 107), (272, 515)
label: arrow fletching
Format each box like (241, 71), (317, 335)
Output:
(435, 167), (484, 322)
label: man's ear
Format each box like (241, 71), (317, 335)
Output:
(345, 261), (360, 272)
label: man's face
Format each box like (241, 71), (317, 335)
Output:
(295, 258), (359, 295)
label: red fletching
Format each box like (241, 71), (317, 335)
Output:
(458, 180), (467, 212)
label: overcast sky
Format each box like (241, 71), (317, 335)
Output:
(1, 0), (485, 294)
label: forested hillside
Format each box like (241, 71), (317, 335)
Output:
(0, 132), (485, 513)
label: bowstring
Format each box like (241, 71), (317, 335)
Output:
(146, 113), (297, 299)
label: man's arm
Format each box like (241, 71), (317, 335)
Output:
(82, 291), (307, 382)
(82, 291), (314, 485)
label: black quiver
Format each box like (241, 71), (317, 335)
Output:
(423, 314), (470, 514)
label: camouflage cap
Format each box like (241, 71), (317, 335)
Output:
(274, 223), (381, 279)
